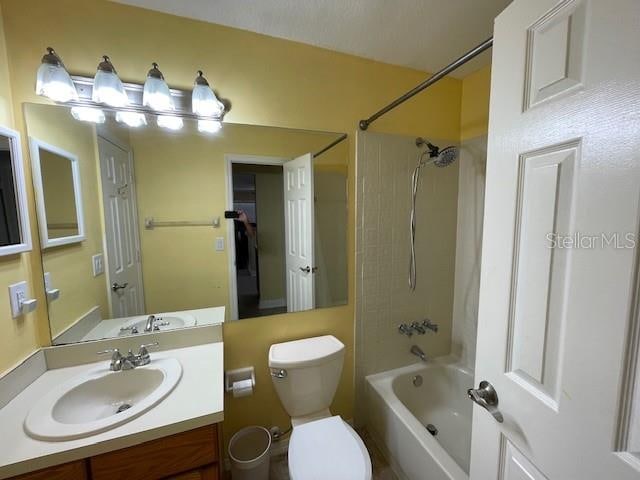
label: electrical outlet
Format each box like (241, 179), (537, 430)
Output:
(215, 237), (224, 252)
(92, 253), (104, 276)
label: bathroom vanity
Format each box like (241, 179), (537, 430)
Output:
(0, 323), (224, 480)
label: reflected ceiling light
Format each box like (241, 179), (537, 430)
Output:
(157, 115), (183, 130)
(143, 62), (173, 111)
(116, 111), (147, 128)
(35, 47), (79, 102)
(92, 56), (128, 107)
(198, 119), (221, 134)
(192, 71), (224, 117)
(70, 106), (105, 124)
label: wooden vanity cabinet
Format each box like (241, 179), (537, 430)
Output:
(10, 460), (88, 480)
(7, 424), (221, 480)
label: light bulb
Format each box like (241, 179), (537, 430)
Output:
(70, 106), (105, 123)
(192, 71), (224, 117)
(157, 115), (183, 130)
(198, 119), (221, 134)
(35, 47), (78, 102)
(143, 63), (174, 111)
(116, 111), (147, 128)
(92, 56), (128, 107)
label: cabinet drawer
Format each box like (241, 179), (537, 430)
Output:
(10, 460), (88, 480)
(90, 425), (218, 480)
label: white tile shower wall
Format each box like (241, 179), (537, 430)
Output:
(355, 131), (459, 426)
(451, 136), (487, 371)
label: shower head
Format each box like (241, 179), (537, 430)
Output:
(434, 145), (458, 167)
(415, 137), (458, 167)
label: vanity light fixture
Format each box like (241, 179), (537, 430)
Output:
(92, 56), (128, 107)
(157, 115), (183, 131)
(70, 106), (105, 124)
(116, 111), (147, 128)
(192, 71), (224, 117)
(35, 47), (79, 102)
(143, 63), (174, 111)
(198, 119), (222, 134)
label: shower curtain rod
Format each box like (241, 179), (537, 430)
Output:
(314, 133), (348, 158)
(358, 37), (493, 131)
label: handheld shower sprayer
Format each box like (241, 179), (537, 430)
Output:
(409, 138), (459, 290)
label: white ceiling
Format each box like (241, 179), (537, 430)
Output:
(112, 0), (512, 78)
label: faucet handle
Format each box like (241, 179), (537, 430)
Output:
(422, 319), (439, 333)
(97, 348), (120, 358)
(137, 342), (159, 365)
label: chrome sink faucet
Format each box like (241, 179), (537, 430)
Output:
(98, 343), (159, 371)
(145, 315), (157, 332)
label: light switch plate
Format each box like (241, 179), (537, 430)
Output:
(215, 237), (224, 251)
(92, 253), (104, 277)
(9, 281), (28, 318)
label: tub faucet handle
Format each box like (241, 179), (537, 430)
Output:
(411, 322), (426, 334)
(422, 319), (439, 333)
(398, 323), (413, 337)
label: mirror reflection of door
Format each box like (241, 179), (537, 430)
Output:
(231, 163), (287, 319)
(97, 136), (144, 318)
(0, 136), (20, 246)
(283, 153), (315, 312)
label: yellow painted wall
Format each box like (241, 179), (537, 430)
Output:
(0, 0), (465, 449)
(460, 65), (492, 140)
(24, 104), (109, 338)
(0, 3), (49, 373)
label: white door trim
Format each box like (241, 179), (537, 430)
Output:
(224, 154), (287, 320)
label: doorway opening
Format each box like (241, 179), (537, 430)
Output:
(231, 162), (287, 319)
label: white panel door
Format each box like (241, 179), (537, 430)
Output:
(284, 153), (315, 312)
(470, 1), (640, 479)
(98, 137), (144, 318)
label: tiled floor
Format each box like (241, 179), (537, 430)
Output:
(269, 428), (398, 480)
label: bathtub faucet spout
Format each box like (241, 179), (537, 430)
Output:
(410, 345), (427, 362)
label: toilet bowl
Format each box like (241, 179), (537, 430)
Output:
(268, 335), (372, 480)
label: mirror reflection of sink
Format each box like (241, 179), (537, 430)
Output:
(114, 313), (196, 337)
(24, 358), (182, 441)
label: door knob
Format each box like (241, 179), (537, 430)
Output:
(111, 282), (128, 292)
(299, 266), (311, 273)
(468, 380), (503, 423)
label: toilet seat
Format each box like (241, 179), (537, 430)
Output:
(288, 416), (372, 480)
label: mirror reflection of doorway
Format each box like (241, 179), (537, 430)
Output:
(231, 163), (287, 319)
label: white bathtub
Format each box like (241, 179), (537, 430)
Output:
(366, 359), (473, 480)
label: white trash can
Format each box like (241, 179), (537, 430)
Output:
(229, 426), (272, 480)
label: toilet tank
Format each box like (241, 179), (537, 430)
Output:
(269, 335), (345, 418)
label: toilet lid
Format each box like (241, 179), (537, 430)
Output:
(289, 416), (372, 480)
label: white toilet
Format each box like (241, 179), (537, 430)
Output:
(269, 335), (372, 480)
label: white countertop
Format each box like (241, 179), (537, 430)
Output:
(0, 341), (224, 479)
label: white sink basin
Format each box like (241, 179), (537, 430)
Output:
(112, 313), (198, 337)
(24, 358), (182, 441)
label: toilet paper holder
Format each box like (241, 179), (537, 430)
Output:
(225, 367), (256, 394)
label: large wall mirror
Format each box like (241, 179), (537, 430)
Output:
(23, 103), (348, 345)
(0, 126), (32, 256)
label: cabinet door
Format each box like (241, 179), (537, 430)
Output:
(90, 425), (218, 480)
(166, 463), (219, 480)
(10, 460), (87, 480)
